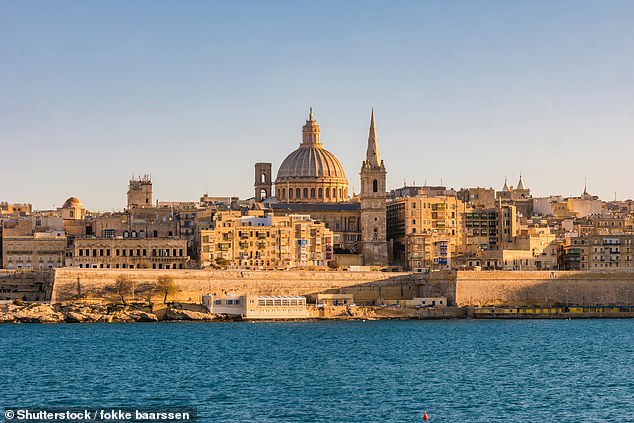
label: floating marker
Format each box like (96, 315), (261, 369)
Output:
(422, 411), (429, 421)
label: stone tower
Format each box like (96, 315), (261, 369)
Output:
(254, 162), (272, 202)
(360, 110), (388, 266)
(127, 175), (153, 209)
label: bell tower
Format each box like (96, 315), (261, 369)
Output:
(254, 162), (272, 202)
(360, 109), (388, 266)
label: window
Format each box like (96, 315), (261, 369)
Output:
(295, 188), (300, 198)
(311, 188), (315, 198)
(373, 179), (378, 193)
(326, 188), (330, 198)
(318, 188), (323, 198)
(303, 188), (308, 198)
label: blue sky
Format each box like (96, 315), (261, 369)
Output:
(1, 0), (633, 210)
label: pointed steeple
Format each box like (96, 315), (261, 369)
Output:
(365, 108), (381, 167)
(503, 177), (509, 192)
(517, 174), (525, 190)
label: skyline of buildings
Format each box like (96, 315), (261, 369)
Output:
(2, 109), (633, 274)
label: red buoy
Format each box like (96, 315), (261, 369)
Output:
(422, 411), (429, 421)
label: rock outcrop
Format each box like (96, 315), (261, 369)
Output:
(165, 307), (214, 321)
(0, 302), (160, 323)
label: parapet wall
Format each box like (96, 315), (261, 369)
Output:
(52, 269), (452, 305)
(455, 270), (634, 306)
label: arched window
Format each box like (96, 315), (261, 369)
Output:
(296, 188), (301, 198)
(281, 188), (286, 200)
(310, 188), (315, 198)
(340, 188), (343, 199)
(373, 228), (378, 241)
(289, 189), (293, 199)
(303, 188), (308, 198)
(373, 179), (378, 193)
(325, 188), (330, 198)
(318, 188), (323, 198)
(333, 189), (337, 199)
(261, 172), (266, 183)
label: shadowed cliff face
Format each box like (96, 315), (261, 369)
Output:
(455, 271), (634, 307)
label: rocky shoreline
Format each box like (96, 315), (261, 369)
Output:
(0, 301), (229, 324)
(0, 301), (466, 323)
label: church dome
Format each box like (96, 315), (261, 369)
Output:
(277, 146), (347, 180)
(62, 197), (82, 208)
(275, 109), (349, 203)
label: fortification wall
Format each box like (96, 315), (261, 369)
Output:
(54, 269), (634, 307)
(52, 269), (453, 305)
(455, 270), (634, 306)
(0, 270), (54, 301)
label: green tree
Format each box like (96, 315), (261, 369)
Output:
(115, 275), (134, 304)
(156, 275), (177, 304)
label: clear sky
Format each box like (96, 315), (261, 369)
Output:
(1, 0), (633, 211)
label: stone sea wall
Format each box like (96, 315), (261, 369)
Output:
(46, 268), (634, 307)
(455, 270), (634, 306)
(52, 268), (452, 305)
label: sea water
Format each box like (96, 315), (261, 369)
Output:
(1, 320), (633, 422)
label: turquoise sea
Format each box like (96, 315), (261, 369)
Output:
(1, 320), (633, 422)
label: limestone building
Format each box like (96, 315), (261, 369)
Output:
(560, 234), (634, 271)
(71, 237), (188, 269)
(497, 176), (532, 217)
(264, 109), (389, 266)
(127, 175), (153, 209)
(387, 195), (465, 269)
(2, 233), (67, 270)
(199, 212), (333, 270)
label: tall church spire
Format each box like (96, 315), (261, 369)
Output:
(517, 174), (525, 190)
(359, 108), (388, 267)
(365, 108), (381, 167)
